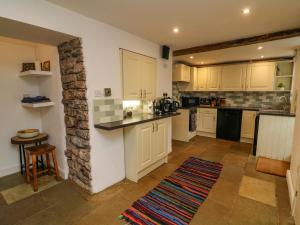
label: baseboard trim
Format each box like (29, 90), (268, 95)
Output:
(287, 170), (295, 213)
(58, 167), (68, 180)
(240, 137), (254, 144)
(197, 131), (216, 138)
(0, 165), (20, 178)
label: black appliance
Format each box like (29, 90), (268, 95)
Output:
(189, 108), (197, 132)
(252, 115), (260, 156)
(217, 109), (242, 141)
(199, 98), (211, 105)
(153, 94), (180, 115)
(181, 97), (200, 107)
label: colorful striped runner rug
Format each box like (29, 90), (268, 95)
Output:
(120, 157), (223, 225)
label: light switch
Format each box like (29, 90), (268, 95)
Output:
(94, 90), (102, 97)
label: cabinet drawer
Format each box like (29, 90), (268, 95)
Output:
(198, 108), (217, 114)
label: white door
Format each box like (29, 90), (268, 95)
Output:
(122, 51), (141, 99)
(153, 120), (167, 160)
(197, 67), (208, 91)
(137, 123), (153, 171)
(141, 56), (156, 100)
(207, 67), (221, 91)
(220, 64), (246, 91)
(246, 62), (275, 91)
(198, 113), (217, 133)
(241, 111), (257, 139)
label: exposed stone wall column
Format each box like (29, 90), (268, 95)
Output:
(58, 38), (91, 191)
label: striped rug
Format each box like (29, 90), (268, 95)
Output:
(121, 157), (223, 225)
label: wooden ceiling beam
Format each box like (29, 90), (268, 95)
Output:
(173, 27), (300, 56)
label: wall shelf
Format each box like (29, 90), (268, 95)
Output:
(19, 70), (52, 77)
(22, 102), (54, 108)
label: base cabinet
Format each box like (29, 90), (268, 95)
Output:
(124, 119), (168, 182)
(197, 108), (217, 138)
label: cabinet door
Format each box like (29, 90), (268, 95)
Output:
(173, 64), (190, 82)
(186, 67), (198, 91)
(137, 123), (153, 171)
(153, 120), (167, 160)
(246, 62), (275, 91)
(122, 51), (141, 99)
(197, 67), (208, 91)
(183, 64), (191, 82)
(197, 112), (217, 133)
(220, 64), (246, 91)
(207, 67), (221, 91)
(241, 111), (257, 139)
(141, 56), (156, 100)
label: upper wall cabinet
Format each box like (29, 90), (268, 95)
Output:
(197, 67), (208, 91)
(246, 62), (275, 91)
(185, 67), (198, 91)
(173, 64), (191, 82)
(122, 50), (156, 100)
(220, 64), (247, 91)
(207, 67), (221, 91)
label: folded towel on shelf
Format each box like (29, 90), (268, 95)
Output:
(21, 96), (51, 103)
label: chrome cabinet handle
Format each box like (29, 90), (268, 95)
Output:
(140, 89), (143, 99)
(152, 123), (155, 132)
(143, 90), (146, 99)
(156, 123), (158, 132)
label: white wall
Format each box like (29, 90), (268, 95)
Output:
(0, 0), (172, 193)
(0, 37), (42, 177)
(35, 44), (68, 179)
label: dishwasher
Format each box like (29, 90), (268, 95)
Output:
(216, 108), (242, 141)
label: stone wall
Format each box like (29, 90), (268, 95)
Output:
(58, 38), (91, 192)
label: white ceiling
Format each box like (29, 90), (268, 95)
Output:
(46, 0), (300, 50)
(174, 37), (300, 65)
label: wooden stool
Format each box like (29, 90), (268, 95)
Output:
(25, 144), (59, 192)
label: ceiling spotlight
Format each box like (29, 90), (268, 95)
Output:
(173, 27), (179, 33)
(258, 46), (263, 50)
(189, 56), (194, 59)
(200, 62), (204, 65)
(242, 8), (250, 15)
(261, 55), (265, 59)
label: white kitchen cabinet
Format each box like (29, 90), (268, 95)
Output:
(257, 115), (295, 161)
(197, 67), (208, 91)
(246, 62), (275, 91)
(122, 50), (156, 100)
(173, 64), (191, 82)
(197, 108), (217, 137)
(220, 64), (247, 91)
(172, 109), (196, 142)
(124, 119), (168, 182)
(241, 110), (257, 141)
(207, 67), (221, 91)
(185, 67), (198, 91)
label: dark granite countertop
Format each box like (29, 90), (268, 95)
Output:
(258, 110), (295, 117)
(94, 112), (180, 130)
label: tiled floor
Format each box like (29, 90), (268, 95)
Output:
(0, 136), (295, 225)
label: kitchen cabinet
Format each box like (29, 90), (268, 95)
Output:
(241, 110), (257, 141)
(185, 67), (198, 91)
(197, 67), (208, 91)
(220, 64), (247, 91)
(122, 50), (156, 100)
(197, 108), (217, 137)
(207, 67), (221, 91)
(124, 118), (168, 182)
(246, 62), (275, 91)
(173, 64), (191, 82)
(172, 109), (196, 142)
(257, 115), (295, 161)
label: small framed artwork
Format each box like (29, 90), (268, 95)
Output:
(22, 62), (35, 72)
(41, 61), (51, 71)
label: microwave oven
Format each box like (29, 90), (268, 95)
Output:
(181, 97), (200, 107)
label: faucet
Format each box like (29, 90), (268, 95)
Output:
(279, 96), (289, 111)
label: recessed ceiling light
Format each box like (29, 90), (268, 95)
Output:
(200, 62), (204, 65)
(189, 56), (194, 59)
(261, 55), (265, 59)
(258, 46), (263, 50)
(173, 27), (179, 33)
(242, 8), (250, 15)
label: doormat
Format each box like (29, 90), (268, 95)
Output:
(1, 175), (61, 205)
(120, 157), (223, 225)
(256, 157), (290, 177)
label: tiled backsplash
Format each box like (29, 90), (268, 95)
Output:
(173, 82), (291, 108)
(94, 99), (123, 123)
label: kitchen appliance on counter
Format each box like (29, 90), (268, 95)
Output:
(181, 97), (200, 107)
(153, 93), (180, 115)
(217, 108), (242, 141)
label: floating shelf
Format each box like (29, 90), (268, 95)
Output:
(19, 70), (52, 77)
(22, 102), (54, 108)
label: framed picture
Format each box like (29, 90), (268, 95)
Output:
(41, 61), (51, 71)
(22, 62), (35, 72)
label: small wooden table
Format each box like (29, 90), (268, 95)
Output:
(11, 133), (48, 175)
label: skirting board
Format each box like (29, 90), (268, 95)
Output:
(197, 131), (216, 138)
(287, 170), (295, 213)
(240, 137), (254, 144)
(0, 165), (19, 178)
